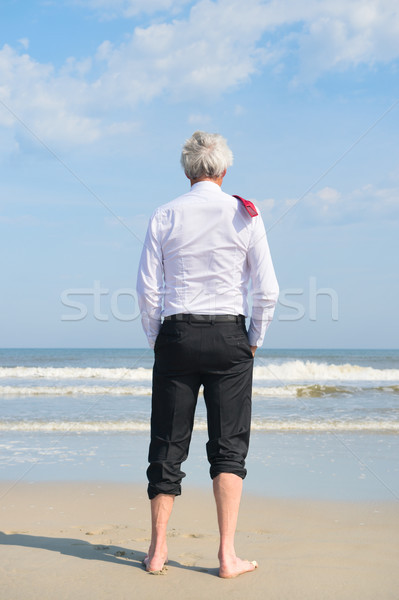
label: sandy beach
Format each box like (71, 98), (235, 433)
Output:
(1, 481), (398, 599)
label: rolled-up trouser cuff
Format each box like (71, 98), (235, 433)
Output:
(147, 461), (184, 499)
(206, 431), (249, 482)
(147, 482), (182, 500)
(209, 462), (247, 480)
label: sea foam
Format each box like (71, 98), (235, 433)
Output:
(0, 419), (397, 433)
(1, 361), (399, 382)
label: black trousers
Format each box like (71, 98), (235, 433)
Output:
(147, 316), (254, 499)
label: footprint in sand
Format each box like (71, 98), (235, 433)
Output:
(178, 552), (203, 567)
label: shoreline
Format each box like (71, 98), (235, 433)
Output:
(2, 428), (398, 502)
(1, 481), (398, 599)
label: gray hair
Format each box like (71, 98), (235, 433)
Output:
(180, 131), (233, 180)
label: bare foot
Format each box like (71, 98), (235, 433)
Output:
(219, 557), (258, 579)
(142, 551), (168, 574)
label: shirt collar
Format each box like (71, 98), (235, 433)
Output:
(190, 181), (222, 193)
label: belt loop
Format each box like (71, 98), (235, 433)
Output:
(187, 314), (191, 324)
(210, 316), (215, 325)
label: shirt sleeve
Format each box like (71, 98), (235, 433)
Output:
(247, 212), (279, 347)
(136, 211), (164, 349)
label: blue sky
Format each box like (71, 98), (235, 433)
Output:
(0, 0), (398, 348)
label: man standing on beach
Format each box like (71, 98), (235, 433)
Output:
(136, 131), (279, 578)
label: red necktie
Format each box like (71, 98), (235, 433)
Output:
(232, 195), (258, 217)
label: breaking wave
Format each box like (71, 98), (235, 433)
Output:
(1, 361), (398, 383)
(0, 383), (397, 398)
(0, 419), (397, 433)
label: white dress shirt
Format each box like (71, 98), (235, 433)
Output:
(136, 181), (279, 349)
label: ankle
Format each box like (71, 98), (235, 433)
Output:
(218, 548), (237, 562)
(150, 542), (168, 557)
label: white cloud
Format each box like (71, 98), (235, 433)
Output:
(0, 0), (275, 149)
(0, 44), (101, 144)
(258, 183), (399, 228)
(351, 183), (399, 214)
(1, 0), (399, 150)
(301, 183), (399, 224)
(285, 0), (399, 80)
(18, 38), (29, 50)
(256, 198), (275, 212)
(317, 186), (341, 203)
(93, 0), (275, 104)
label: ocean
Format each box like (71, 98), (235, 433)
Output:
(1, 348), (398, 500)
